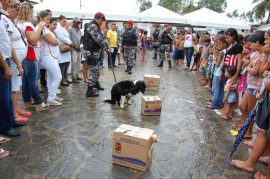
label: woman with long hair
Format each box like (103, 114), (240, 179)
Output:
(17, 2), (48, 111)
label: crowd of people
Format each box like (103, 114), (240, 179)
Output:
(1, 1), (270, 178)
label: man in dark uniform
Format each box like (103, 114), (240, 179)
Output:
(152, 24), (160, 59)
(83, 12), (110, 97)
(157, 24), (174, 68)
(119, 20), (141, 74)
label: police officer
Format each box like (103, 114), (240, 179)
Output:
(119, 20), (141, 74)
(83, 12), (110, 97)
(157, 24), (174, 68)
(152, 24), (160, 59)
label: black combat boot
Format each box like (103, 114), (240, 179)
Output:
(94, 81), (104, 90)
(128, 66), (132, 74)
(153, 54), (157, 59)
(86, 86), (99, 97)
(168, 61), (172, 68)
(157, 61), (163, 67)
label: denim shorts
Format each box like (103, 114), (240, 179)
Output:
(225, 91), (237, 104)
(246, 88), (257, 96)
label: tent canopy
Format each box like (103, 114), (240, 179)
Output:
(183, 8), (250, 30)
(138, 5), (188, 24)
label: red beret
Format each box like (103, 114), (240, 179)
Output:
(95, 12), (106, 20)
(127, 20), (134, 25)
(164, 24), (169, 27)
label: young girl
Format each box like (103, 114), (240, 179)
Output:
(221, 66), (238, 120)
(208, 35), (228, 110)
(190, 38), (200, 71)
(235, 31), (265, 136)
(238, 35), (251, 96)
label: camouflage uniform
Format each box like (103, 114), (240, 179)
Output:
(83, 21), (109, 87)
(120, 27), (141, 74)
(157, 29), (174, 68)
(152, 29), (160, 59)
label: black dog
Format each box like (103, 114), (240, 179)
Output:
(104, 80), (146, 108)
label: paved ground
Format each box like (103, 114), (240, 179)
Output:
(0, 52), (266, 178)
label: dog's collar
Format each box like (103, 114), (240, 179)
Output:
(133, 80), (138, 85)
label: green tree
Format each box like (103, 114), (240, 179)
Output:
(226, 13), (232, 18)
(252, 0), (270, 23)
(181, 2), (198, 14)
(137, 0), (152, 12)
(158, 0), (183, 13)
(197, 0), (227, 13)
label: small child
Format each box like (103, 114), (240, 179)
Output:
(222, 66), (238, 120)
(206, 46), (214, 83)
(200, 37), (211, 86)
(176, 34), (185, 68)
(190, 38), (201, 71)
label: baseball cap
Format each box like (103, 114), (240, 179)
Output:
(0, 3), (9, 16)
(95, 12), (105, 21)
(73, 17), (81, 23)
(203, 31), (210, 36)
(164, 24), (169, 27)
(127, 20), (134, 26)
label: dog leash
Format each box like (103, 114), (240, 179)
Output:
(108, 51), (117, 83)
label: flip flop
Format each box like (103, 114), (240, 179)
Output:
(206, 105), (214, 109)
(206, 98), (212, 102)
(216, 111), (222, 116)
(0, 137), (10, 143)
(0, 149), (9, 158)
(244, 135), (253, 139)
(228, 160), (255, 173)
(254, 172), (266, 179)
(258, 156), (269, 166)
(244, 140), (254, 148)
(17, 109), (32, 117)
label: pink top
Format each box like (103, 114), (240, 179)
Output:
(247, 52), (264, 90)
(224, 79), (238, 92)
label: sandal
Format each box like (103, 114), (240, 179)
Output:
(17, 109), (32, 116)
(244, 140), (254, 148)
(0, 149), (9, 158)
(15, 116), (29, 123)
(206, 104), (214, 109)
(0, 137), (10, 144)
(206, 98), (212, 102)
(221, 115), (229, 120)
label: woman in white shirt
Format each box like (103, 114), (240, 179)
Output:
(38, 11), (62, 106)
(184, 27), (196, 70)
(54, 15), (72, 86)
(5, 1), (30, 122)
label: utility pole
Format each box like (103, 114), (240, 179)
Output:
(80, 0), (82, 9)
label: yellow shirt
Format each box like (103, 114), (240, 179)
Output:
(107, 30), (117, 48)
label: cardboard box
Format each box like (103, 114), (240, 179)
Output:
(112, 124), (157, 171)
(144, 74), (160, 91)
(141, 96), (162, 116)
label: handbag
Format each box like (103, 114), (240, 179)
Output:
(59, 44), (71, 53)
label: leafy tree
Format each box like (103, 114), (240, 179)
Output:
(137, 0), (152, 12)
(181, 2), (198, 14)
(158, 0), (183, 13)
(252, 0), (270, 23)
(197, 0), (227, 13)
(227, 9), (239, 18)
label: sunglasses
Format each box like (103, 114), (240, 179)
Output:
(10, 3), (20, 8)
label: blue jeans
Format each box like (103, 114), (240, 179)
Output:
(0, 58), (15, 132)
(184, 47), (194, 68)
(212, 76), (225, 109)
(22, 59), (43, 104)
(108, 47), (117, 67)
(99, 47), (104, 67)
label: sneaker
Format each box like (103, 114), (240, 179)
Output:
(34, 102), (49, 111)
(55, 96), (64, 102)
(48, 100), (62, 106)
(56, 89), (62, 95)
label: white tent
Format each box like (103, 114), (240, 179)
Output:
(183, 8), (250, 30)
(33, 0), (141, 21)
(138, 5), (189, 24)
(257, 24), (270, 31)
